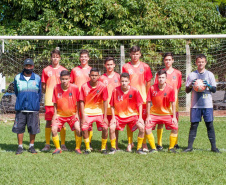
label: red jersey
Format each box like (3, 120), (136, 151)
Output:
(99, 72), (120, 115)
(147, 84), (175, 116)
(70, 65), (92, 90)
(41, 65), (67, 106)
(52, 84), (79, 117)
(110, 86), (143, 118)
(154, 68), (182, 111)
(122, 62), (152, 103)
(79, 81), (108, 116)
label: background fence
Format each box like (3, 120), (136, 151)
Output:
(0, 36), (225, 119)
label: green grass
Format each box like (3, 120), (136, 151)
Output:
(0, 116), (225, 184)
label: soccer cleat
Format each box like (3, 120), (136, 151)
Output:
(41, 144), (50, 152)
(136, 149), (147, 155)
(84, 149), (91, 155)
(109, 148), (116, 155)
(168, 148), (177, 153)
(61, 144), (68, 151)
(101, 149), (108, 155)
(183, 148), (193, 152)
(149, 149), (158, 153)
(16, 146), (23, 155)
(156, 145), (163, 151)
(174, 144), (180, 150)
(75, 149), (82, 154)
(211, 148), (221, 153)
(52, 149), (62, 155)
(28, 146), (37, 154)
(143, 148), (149, 152)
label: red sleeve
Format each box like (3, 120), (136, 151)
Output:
(146, 87), (152, 102)
(109, 90), (115, 107)
(79, 86), (85, 101)
(177, 73), (182, 89)
(145, 64), (152, 82)
(70, 69), (75, 83)
(122, 65), (126, 73)
(52, 86), (57, 103)
(169, 88), (175, 102)
(154, 73), (158, 85)
(75, 86), (80, 102)
(102, 86), (108, 101)
(136, 90), (143, 106)
(41, 69), (46, 83)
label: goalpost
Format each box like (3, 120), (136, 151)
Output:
(0, 34), (225, 117)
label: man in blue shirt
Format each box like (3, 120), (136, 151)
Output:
(12, 59), (42, 155)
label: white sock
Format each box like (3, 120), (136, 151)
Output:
(19, 144), (23, 148)
(29, 143), (34, 148)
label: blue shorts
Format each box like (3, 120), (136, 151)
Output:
(190, 108), (213, 123)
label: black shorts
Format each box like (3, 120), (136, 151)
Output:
(12, 111), (40, 134)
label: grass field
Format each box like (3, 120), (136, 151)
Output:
(0, 116), (225, 184)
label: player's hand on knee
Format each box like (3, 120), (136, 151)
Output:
(172, 117), (178, 127)
(145, 116), (151, 125)
(137, 117), (144, 125)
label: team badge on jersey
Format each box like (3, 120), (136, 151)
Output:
(139, 68), (144, 74)
(57, 93), (62, 98)
(129, 94), (133, 99)
(118, 95), (123, 101)
(97, 90), (100, 94)
(47, 71), (52, 77)
(164, 92), (167, 96)
(69, 92), (72, 97)
(172, 76), (177, 81)
(114, 79), (118, 83)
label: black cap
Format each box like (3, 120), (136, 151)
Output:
(23, 58), (34, 66)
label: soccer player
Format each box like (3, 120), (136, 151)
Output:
(51, 70), (81, 154)
(79, 68), (109, 154)
(99, 57), (120, 149)
(109, 73), (146, 154)
(183, 54), (220, 153)
(145, 69), (178, 153)
(70, 49), (93, 147)
(154, 53), (182, 151)
(12, 59), (42, 155)
(41, 49), (67, 152)
(122, 46), (152, 152)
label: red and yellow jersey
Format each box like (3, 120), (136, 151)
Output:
(110, 86), (143, 118)
(41, 65), (67, 106)
(154, 68), (182, 111)
(52, 84), (79, 117)
(122, 61), (152, 103)
(70, 65), (92, 90)
(99, 73), (120, 115)
(147, 84), (175, 116)
(79, 81), (108, 116)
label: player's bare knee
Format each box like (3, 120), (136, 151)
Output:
(51, 126), (58, 136)
(46, 120), (51, 128)
(171, 129), (178, 134)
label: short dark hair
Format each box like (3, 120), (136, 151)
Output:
(90, 68), (99, 74)
(51, 49), (61, 57)
(163, 52), (174, 60)
(120, 72), (130, 79)
(196, 54), (206, 62)
(80, 49), (89, 57)
(130, 45), (141, 53)
(105, 57), (115, 64)
(157, 69), (167, 76)
(60, 70), (70, 77)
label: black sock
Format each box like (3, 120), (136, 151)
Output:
(205, 121), (216, 149)
(188, 122), (199, 149)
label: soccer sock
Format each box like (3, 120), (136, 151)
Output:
(19, 144), (23, 148)
(143, 134), (147, 144)
(84, 138), (90, 150)
(75, 136), (82, 150)
(188, 122), (199, 149)
(175, 129), (179, 145)
(52, 135), (61, 149)
(29, 143), (34, 148)
(45, 127), (51, 145)
(127, 126), (133, 144)
(101, 139), (108, 150)
(89, 130), (93, 143)
(137, 137), (144, 150)
(157, 128), (163, 146)
(205, 121), (217, 149)
(147, 133), (156, 149)
(169, 133), (178, 149)
(60, 127), (66, 145)
(110, 138), (116, 149)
